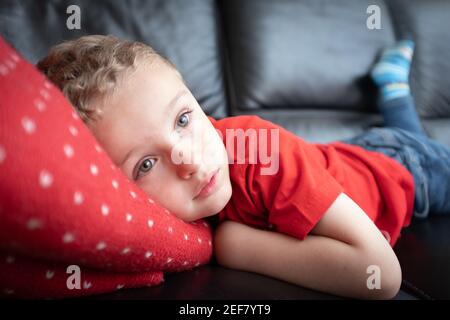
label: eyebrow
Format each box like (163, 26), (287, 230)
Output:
(120, 90), (188, 167)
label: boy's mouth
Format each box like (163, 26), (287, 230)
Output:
(194, 169), (220, 200)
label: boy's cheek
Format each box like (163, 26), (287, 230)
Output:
(204, 136), (227, 167)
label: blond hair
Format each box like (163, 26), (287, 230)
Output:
(37, 35), (179, 122)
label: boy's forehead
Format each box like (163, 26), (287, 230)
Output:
(114, 62), (185, 113)
(89, 64), (189, 164)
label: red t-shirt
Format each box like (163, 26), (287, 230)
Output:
(208, 115), (415, 246)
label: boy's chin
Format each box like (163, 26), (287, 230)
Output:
(198, 197), (231, 221)
(209, 185), (233, 216)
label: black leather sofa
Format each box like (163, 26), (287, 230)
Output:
(1, 0), (449, 300)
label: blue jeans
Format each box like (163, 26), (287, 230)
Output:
(341, 96), (450, 218)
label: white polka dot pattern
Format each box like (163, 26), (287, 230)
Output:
(90, 164), (99, 176)
(62, 232), (75, 244)
(39, 88), (51, 101)
(39, 170), (53, 188)
(63, 144), (74, 158)
(69, 126), (78, 136)
(95, 145), (102, 153)
(73, 191), (84, 205)
(101, 204), (109, 216)
(26, 218), (43, 230)
(34, 99), (46, 112)
(22, 117), (36, 134)
(96, 242), (107, 251)
(83, 281), (92, 289)
(71, 111), (79, 120)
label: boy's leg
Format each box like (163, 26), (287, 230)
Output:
(417, 137), (450, 216)
(344, 40), (450, 217)
(390, 130), (450, 217)
(370, 40), (427, 137)
(342, 127), (450, 218)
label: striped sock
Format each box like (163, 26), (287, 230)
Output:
(371, 40), (414, 101)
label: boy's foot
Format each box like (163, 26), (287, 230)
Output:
(370, 40), (414, 101)
(370, 40), (426, 136)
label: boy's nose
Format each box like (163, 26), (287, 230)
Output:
(176, 161), (201, 180)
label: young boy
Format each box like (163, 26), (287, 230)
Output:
(37, 36), (450, 300)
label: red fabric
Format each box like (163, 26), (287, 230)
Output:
(208, 115), (415, 246)
(0, 37), (212, 298)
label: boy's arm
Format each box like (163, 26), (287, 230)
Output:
(214, 192), (402, 300)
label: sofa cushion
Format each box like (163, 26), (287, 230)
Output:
(0, 36), (212, 298)
(220, 0), (450, 147)
(0, 0), (227, 118)
(220, 0), (395, 113)
(388, 0), (450, 119)
(241, 110), (450, 148)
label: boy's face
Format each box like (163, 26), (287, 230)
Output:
(89, 60), (232, 222)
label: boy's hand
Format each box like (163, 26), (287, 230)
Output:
(214, 192), (402, 300)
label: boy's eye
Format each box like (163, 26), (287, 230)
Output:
(177, 111), (191, 127)
(135, 158), (156, 180)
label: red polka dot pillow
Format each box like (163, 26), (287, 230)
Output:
(0, 37), (212, 298)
